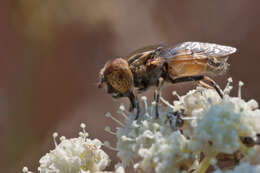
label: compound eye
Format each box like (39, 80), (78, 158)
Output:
(105, 58), (133, 94)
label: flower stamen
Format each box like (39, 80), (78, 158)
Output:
(160, 97), (174, 109)
(60, 136), (66, 141)
(172, 91), (181, 100)
(238, 81), (244, 99)
(52, 132), (58, 147)
(151, 101), (156, 117)
(224, 77), (233, 95)
(117, 104), (129, 120)
(105, 112), (125, 126)
(141, 96), (148, 113)
(22, 167), (31, 173)
(105, 126), (117, 135)
(104, 141), (117, 151)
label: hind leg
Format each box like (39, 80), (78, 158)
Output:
(169, 75), (223, 98)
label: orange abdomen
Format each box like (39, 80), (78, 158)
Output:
(168, 59), (208, 79)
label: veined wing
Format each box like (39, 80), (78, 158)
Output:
(127, 44), (165, 56)
(159, 42), (237, 61)
(126, 44), (165, 64)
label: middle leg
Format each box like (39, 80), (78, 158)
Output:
(128, 90), (140, 119)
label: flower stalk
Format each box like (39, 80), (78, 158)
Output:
(194, 153), (218, 173)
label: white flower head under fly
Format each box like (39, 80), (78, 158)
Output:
(104, 78), (260, 173)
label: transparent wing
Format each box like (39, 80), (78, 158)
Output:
(159, 42), (237, 60)
(126, 44), (166, 64)
(127, 44), (165, 56)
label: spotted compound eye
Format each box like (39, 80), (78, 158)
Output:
(104, 58), (133, 94)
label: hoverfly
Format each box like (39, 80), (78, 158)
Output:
(98, 42), (237, 118)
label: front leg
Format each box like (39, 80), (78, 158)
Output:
(169, 75), (223, 98)
(128, 91), (140, 119)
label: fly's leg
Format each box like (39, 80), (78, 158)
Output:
(154, 77), (164, 118)
(128, 91), (140, 119)
(203, 76), (223, 98)
(198, 81), (213, 89)
(170, 75), (223, 98)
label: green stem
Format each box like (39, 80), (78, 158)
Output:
(239, 141), (249, 156)
(194, 153), (218, 173)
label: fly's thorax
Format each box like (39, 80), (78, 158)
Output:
(103, 58), (133, 94)
(130, 57), (165, 89)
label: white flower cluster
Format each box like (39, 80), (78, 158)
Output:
(104, 99), (195, 173)
(174, 79), (260, 155)
(23, 78), (260, 173)
(23, 123), (119, 173)
(104, 78), (260, 173)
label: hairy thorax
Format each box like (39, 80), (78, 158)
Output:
(130, 57), (165, 90)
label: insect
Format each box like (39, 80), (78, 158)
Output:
(98, 42), (237, 118)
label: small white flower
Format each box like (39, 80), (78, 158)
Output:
(188, 82), (260, 154)
(105, 97), (194, 173)
(22, 167), (33, 173)
(138, 131), (192, 173)
(173, 88), (221, 116)
(114, 163), (125, 173)
(244, 146), (260, 165)
(25, 124), (111, 173)
(192, 102), (253, 154)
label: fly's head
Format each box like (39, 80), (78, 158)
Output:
(98, 58), (133, 98)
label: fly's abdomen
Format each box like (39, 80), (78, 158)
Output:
(168, 59), (208, 79)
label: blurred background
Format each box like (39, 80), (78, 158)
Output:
(1, 0), (260, 172)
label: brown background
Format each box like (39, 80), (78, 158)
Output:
(1, 1), (260, 172)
